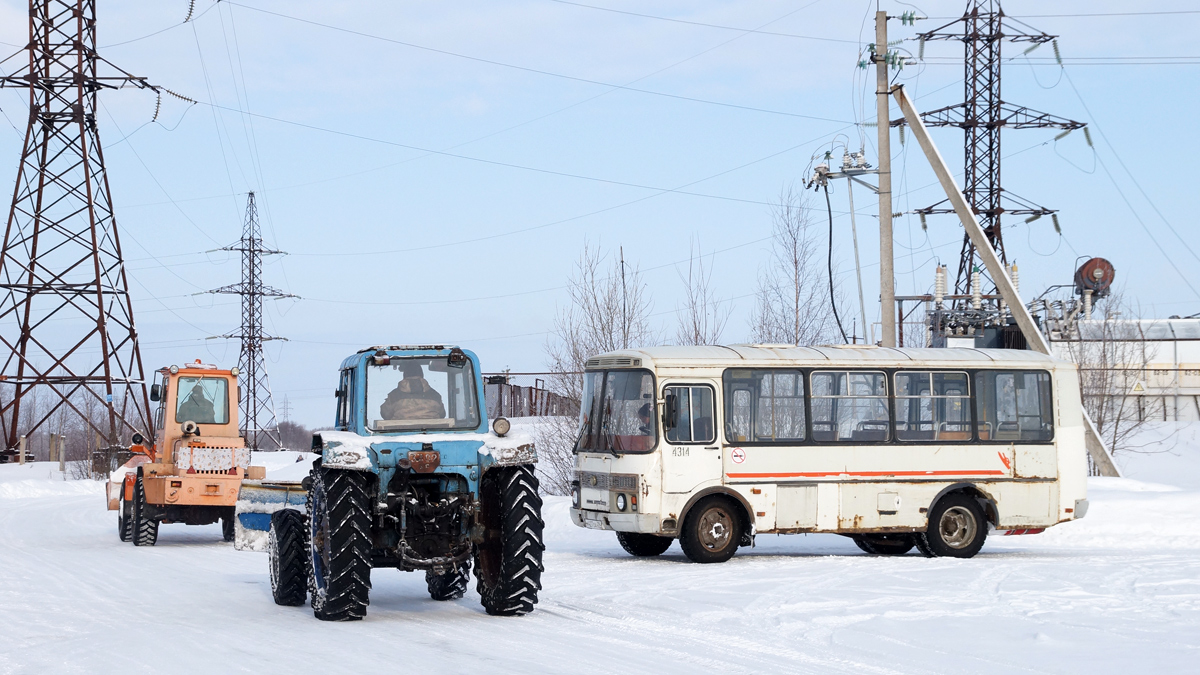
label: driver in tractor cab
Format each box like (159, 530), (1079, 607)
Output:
(380, 361), (446, 420)
(177, 383), (217, 424)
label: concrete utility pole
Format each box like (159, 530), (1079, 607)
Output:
(875, 11), (896, 347)
(892, 83), (1120, 477)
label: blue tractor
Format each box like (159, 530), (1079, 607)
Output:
(259, 345), (544, 620)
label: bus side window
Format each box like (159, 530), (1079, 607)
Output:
(895, 371), (970, 441)
(665, 385), (715, 444)
(728, 389), (752, 442)
(811, 371), (889, 442)
(975, 370), (1053, 442)
(721, 369), (804, 443)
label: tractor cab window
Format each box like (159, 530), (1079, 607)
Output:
(175, 376), (229, 425)
(154, 373), (168, 430)
(367, 357), (480, 432)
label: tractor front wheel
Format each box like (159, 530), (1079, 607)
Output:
(426, 561), (471, 601)
(132, 476), (158, 547)
(474, 465), (544, 616)
(117, 494), (132, 543)
(221, 507), (236, 543)
(270, 509), (309, 606)
(308, 467), (372, 621)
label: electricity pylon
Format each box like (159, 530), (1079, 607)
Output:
(207, 193), (294, 451)
(895, 0), (1085, 295)
(0, 0), (163, 459)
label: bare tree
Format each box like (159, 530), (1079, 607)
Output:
(540, 241), (657, 495)
(675, 239), (730, 346)
(545, 241), (656, 401)
(1063, 293), (1163, 458)
(278, 420), (313, 451)
(749, 185), (838, 345)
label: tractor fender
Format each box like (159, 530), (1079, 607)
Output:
(311, 431), (376, 472)
(479, 442), (537, 468)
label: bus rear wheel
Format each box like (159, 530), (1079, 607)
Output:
(679, 497), (741, 564)
(616, 532), (673, 557)
(916, 494), (987, 558)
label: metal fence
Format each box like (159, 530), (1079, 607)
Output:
(484, 378), (578, 418)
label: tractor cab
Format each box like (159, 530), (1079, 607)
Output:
(149, 360), (244, 459)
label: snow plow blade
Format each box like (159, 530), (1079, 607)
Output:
(234, 480), (307, 551)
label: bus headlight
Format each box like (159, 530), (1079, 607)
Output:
(571, 483), (580, 508)
(616, 493), (627, 512)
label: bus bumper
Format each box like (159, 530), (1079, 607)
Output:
(570, 507), (660, 533)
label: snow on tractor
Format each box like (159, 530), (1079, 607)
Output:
(106, 360), (264, 545)
(237, 345), (544, 621)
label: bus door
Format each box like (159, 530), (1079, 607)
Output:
(975, 370), (1058, 520)
(721, 369), (814, 530)
(660, 383), (720, 493)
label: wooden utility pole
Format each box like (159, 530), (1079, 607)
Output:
(876, 11), (896, 347)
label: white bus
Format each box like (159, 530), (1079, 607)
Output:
(569, 345), (1089, 562)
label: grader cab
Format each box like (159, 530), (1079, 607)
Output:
(106, 360), (264, 545)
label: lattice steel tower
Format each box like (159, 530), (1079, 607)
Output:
(208, 193), (293, 450)
(0, 0), (159, 459)
(898, 1), (1084, 295)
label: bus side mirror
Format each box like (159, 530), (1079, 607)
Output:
(662, 393), (678, 430)
(150, 384), (160, 402)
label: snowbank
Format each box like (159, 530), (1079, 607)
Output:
(251, 450), (312, 483)
(1114, 421), (1200, 489)
(0, 462), (104, 499)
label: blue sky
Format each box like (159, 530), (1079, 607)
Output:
(0, 0), (1195, 428)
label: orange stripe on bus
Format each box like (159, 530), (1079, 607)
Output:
(724, 469), (1006, 479)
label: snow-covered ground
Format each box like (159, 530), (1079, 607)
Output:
(3, 428), (1199, 674)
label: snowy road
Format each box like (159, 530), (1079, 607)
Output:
(2, 463), (1198, 674)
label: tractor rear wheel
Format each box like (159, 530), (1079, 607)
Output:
(270, 509), (309, 606)
(426, 561), (471, 601)
(221, 508), (236, 543)
(118, 495), (132, 543)
(132, 476), (158, 547)
(308, 467), (372, 621)
(474, 465), (544, 616)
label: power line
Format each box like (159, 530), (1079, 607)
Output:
(546, 0), (858, 43)
(99, 2), (217, 49)
(926, 10), (1200, 19)
(224, 1), (852, 124)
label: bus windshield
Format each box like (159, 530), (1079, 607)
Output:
(577, 370), (656, 454)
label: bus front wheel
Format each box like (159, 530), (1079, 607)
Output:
(616, 532), (673, 557)
(679, 497), (742, 564)
(916, 493), (987, 558)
